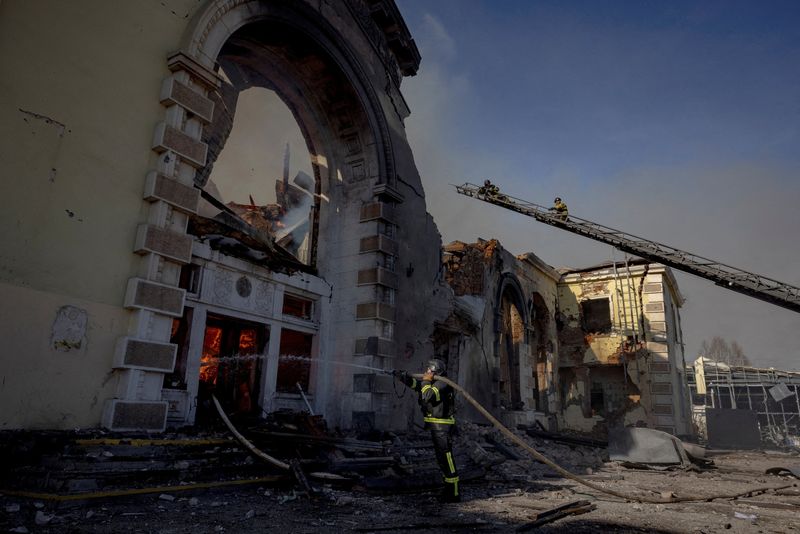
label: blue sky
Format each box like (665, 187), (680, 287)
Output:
(396, 0), (800, 369)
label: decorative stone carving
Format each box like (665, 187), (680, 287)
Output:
(212, 269), (233, 305)
(236, 275), (252, 298)
(143, 172), (200, 214)
(255, 280), (275, 316)
(124, 278), (185, 317)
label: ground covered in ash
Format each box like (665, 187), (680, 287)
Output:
(1, 423), (799, 533)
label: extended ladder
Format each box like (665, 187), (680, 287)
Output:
(455, 183), (800, 313)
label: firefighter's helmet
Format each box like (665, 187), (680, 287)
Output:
(426, 358), (447, 376)
(554, 197), (562, 203)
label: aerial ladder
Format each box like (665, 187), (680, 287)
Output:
(454, 183), (800, 314)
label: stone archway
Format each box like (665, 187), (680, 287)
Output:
(105, 0), (409, 431)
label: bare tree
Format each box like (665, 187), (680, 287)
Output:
(698, 336), (751, 366)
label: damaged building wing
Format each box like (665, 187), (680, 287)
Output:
(0, 0), (748, 456)
(556, 259), (691, 437)
(1, 0), (445, 434)
(437, 239), (692, 439)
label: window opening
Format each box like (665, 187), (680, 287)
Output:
(590, 382), (606, 416)
(380, 287), (395, 305)
(383, 254), (396, 272)
(277, 328), (314, 393)
(380, 320), (394, 339)
(581, 298), (612, 334)
(283, 294), (314, 321)
(380, 221), (395, 238)
(198, 87), (316, 265)
(179, 264), (202, 295)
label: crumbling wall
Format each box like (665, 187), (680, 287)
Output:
(556, 271), (654, 435)
(555, 264), (691, 437)
(440, 240), (560, 428)
(442, 239), (502, 296)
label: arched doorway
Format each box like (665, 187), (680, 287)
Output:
(495, 274), (529, 411)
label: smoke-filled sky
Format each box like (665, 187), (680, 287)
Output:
(397, 0), (800, 370)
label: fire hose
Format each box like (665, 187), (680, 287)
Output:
(214, 376), (796, 504)
(407, 373), (796, 504)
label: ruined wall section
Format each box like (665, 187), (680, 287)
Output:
(556, 264), (690, 437)
(557, 266), (650, 435)
(440, 241), (560, 428)
(516, 254), (561, 417)
(301, 0), (445, 432)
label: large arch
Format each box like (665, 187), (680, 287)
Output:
(106, 0), (408, 431)
(180, 0), (396, 188)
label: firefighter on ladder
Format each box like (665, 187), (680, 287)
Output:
(478, 179), (499, 197)
(550, 197), (569, 221)
(393, 359), (461, 502)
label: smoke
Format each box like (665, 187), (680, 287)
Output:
(208, 87), (313, 208)
(399, 4), (800, 370)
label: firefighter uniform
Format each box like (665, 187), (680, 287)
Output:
(478, 183), (500, 197)
(552, 199), (568, 220)
(398, 371), (460, 502)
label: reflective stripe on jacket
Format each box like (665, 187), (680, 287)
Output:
(400, 372), (457, 426)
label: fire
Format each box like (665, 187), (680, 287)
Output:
(199, 326), (222, 384)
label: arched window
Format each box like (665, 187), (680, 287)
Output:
(200, 85), (315, 264)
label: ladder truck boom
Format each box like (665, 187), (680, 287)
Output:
(455, 183), (800, 314)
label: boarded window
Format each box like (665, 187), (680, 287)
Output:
(581, 299), (612, 333)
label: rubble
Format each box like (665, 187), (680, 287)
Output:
(1, 414), (799, 533)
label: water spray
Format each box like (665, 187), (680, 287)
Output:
(201, 353), (390, 375)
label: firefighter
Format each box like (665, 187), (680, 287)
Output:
(478, 179), (499, 197)
(550, 196), (568, 221)
(393, 359), (460, 502)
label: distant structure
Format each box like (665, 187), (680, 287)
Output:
(687, 358), (800, 449)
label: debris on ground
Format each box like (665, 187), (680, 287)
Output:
(1, 414), (798, 533)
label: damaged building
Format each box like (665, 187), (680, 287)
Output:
(440, 242), (692, 439)
(0, 0), (450, 433)
(1, 0), (693, 442)
(438, 239), (560, 430)
(557, 260), (692, 437)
